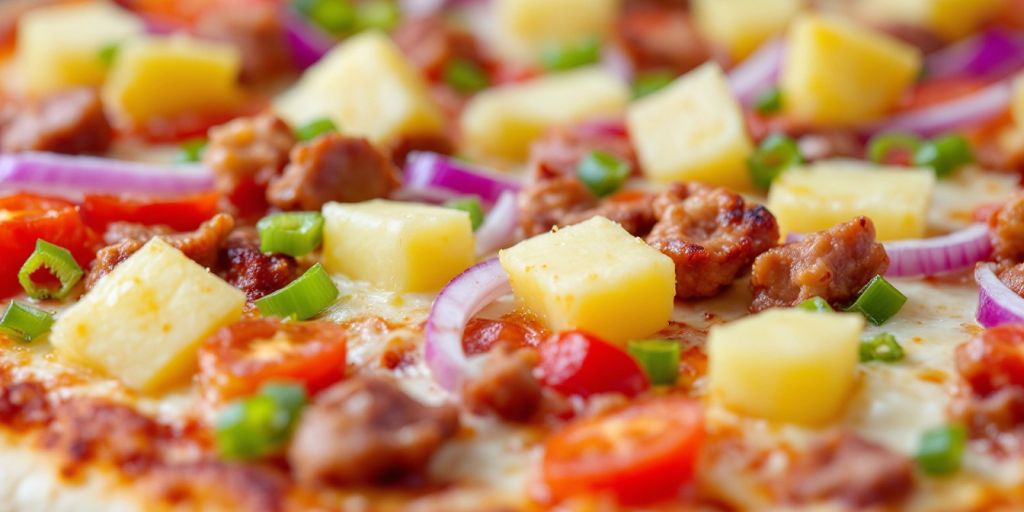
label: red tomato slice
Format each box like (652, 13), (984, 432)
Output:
(541, 396), (704, 505)
(0, 193), (97, 298)
(198, 318), (348, 404)
(536, 330), (649, 398)
(900, 77), (990, 111)
(81, 192), (220, 232)
(956, 323), (1024, 397)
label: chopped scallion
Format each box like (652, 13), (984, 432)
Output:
(577, 150), (630, 197)
(747, 133), (803, 189)
(442, 58), (490, 93)
(177, 137), (207, 164)
(626, 339), (679, 386)
(844, 275), (907, 326)
(354, 0), (400, 31)
(444, 197), (485, 231)
(257, 212), (325, 257)
(540, 37), (601, 72)
(859, 332), (904, 362)
(0, 301), (54, 342)
(867, 132), (921, 164)
(915, 424), (966, 476)
(294, 118), (337, 142)
(17, 240), (83, 300)
(632, 70), (675, 99)
(797, 296), (833, 312)
(255, 263), (338, 320)
(294, 0), (356, 34)
(98, 41), (121, 67)
(214, 382), (308, 460)
(912, 134), (974, 178)
(754, 87), (783, 114)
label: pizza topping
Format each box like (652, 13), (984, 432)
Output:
(267, 134), (400, 211)
(0, 88), (113, 154)
(218, 228), (298, 301)
(287, 376), (459, 486)
(518, 177), (599, 237)
(614, 3), (709, 75)
(192, 1), (294, 84)
(254, 263), (338, 320)
(540, 396), (703, 505)
(991, 193), (1024, 263)
(955, 324), (1024, 398)
(391, 15), (489, 85)
(536, 330), (649, 399)
(0, 301), (55, 342)
(403, 151), (522, 205)
(0, 152), (215, 196)
(256, 212), (324, 257)
(751, 217), (889, 312)
(204, 113), (296, 217)
(781, 431), (914, 508)
(915, 424), (968, 476)
(528, 121), (638, 182)
(42, 398), (164, 477)
(214, 382), (307, 460)
(81, 192), (221, 232)
(462, 344), (542, 423)
(626, 339), (680, 386)
(17, 239), (84, 300)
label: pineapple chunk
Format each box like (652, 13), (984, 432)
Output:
(1013, 75), (1024, 130)
(274, 31), (444, 144)
(855, 0), (1003, 40)
(498, 216), (675, 342)
(708, 309), (864, 425)
(16, 2), (144, 95)
(780, 15), (921, 126)
(692, 0), (805, 60)
(102, 35), (242, 123)
(322, 200), (475, 292)
(767, 162), (935, 241)
(493, 0), (620, 62)
(50, 238), (245, 392)
(627, 63), (754, 189)
(461, 67), (628, 161)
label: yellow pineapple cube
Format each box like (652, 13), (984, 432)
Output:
(855, 0), (1003, 40)
(767, 162), (935, 241)
(493, 0), (620, 62)
(50, 238), (245, 392)
(498, 216), (675, 342)
(274, 31), (444, 144)
(708, 309), (864, 425)
(692, 0), (805, 60)
(322, 200), (475, 292)
(102, 35), (242, 123)
(16, 1), (144, 94)
(780, 15), (921, 125)
(461, 67), (629, 161)
(627, 63), (754, 189)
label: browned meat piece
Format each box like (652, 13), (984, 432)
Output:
(954, 387), (1024, 440)
(992, 194), (1024, 262)
(646, 183), (779, 299)
(0, 88), (113, 154)
(561, 192), (659, 237)
(267, 134), (400, 211)
(101, 222), (174, 246)
(876, 23), (946, 54)
(387, 133), (456, 169)
(781, 431), (914, 508)
(614, 5), (710, 74)
(41, 399), (162, 477)
(85, 214), (235, 289)
(193, 3), (294, 83)
(528, 122), (639, 181)
(218, 228), (297, 301)
(795, 130), (864, 162)
(518, 177), (598, 237)
(391, 15), (488, 82)
(204, 113), (296, 214)
(750, 217), (888, 311)
(998, 262), (1024, 297)
(288, 376), (459, 486)
(462, 346), (542, 423)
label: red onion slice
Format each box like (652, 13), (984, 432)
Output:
(281, 7), (336, 70)
(728, 38), (784, 105)
(867, 80), (1012, 137)
(0, 152), (214, 197)
(404, 151), (521, 205)
(975, 264), (1024, 328)
(424, 258), (512, 392)
(475, 191), (518, 256)
(927, 29), (1024, 80)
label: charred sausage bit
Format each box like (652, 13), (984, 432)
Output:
(781, 431), (914, 508)
(646, 183), (779, 299)
(997, 262), (1024, 297)
(217, 228), (297, 301)
(0, 88), (113, 154)
(991, 193), (1024, 263)
(391, 15), (488, 82)
(462, 345), (543, 423)
(288, 376), (459, 486)
(750, 217), (888, 311)
(101, 222), (175, 246)
(204, 113), (296, 213)
(0, 381), (52, 429)
(614, 4), (711, 74)
(560, 192), (659, 237)
(85, 214), (236, 289)
(387, 132), (456, 169)
(953, 387), (1024, 442)
(518, 177), (599, 237)
(267, 134), (401, 211)
(41, 399), (163, 477)
(193, 2), (294, 84)
(528, 122), (639, 181)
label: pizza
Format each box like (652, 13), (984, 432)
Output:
(1, 0), (1024, 510)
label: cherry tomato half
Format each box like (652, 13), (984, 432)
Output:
(199, 318), (348, 404)
(900, 77), (989, 111)
(540, 396), (704, 505)
(81, 192), (220, 232)
(536, 330), (649, 398)
(956, 323), (1024, 397)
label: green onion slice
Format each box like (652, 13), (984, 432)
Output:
(294, 0), (355, 34)
(18, 240), (83, 300)
(444, 197), (485, 231)
(754, 87), (783, 114)
(443, 58), (490, 94)
(354, 0), (400, 31)
(177, 137), (207, 164)
(294, 117), (337, 142)
(97, 41), (121, 67)
(859, 332), (905, 362)
(255, 263), (338, 320)
(915, 424), (966, 476)
(632, 70), (676, 99)
(867, 132), (922, 164)
(844, 275), (907, 326)
(747, 133), (803, 189)
(912, 134), (974, 178)
(257, 212), (325, 257)
(0, 301), (54, 342)
(540, 37), (601, 72)
(626, 339), (680, 386)
(577, 150), (630, 198)
(214, 381), (308, 460)
(797, 296), (833, 312)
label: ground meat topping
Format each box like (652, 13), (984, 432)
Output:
(41, 399), (164, 477)
(750, 217), (888, 311)
(267, 134), (401, 211)
(991, 193), (1024, 263)
(204, 113), (296, 213)
(646, 183), (779, 299)
(560, 192), (659, 237)
(0, 88), (113, 154)
(781, 431), (914, 508)
(614, 3), (711, 74)
(193, 2), (294, 84)
(462, 346), (542, 423)
(518, 177), (599, 237)
(217, 228), (297, 301)
(528, 122), (638, 181)
(288, 376), (459, 486)
(391, 15), (488, 82)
